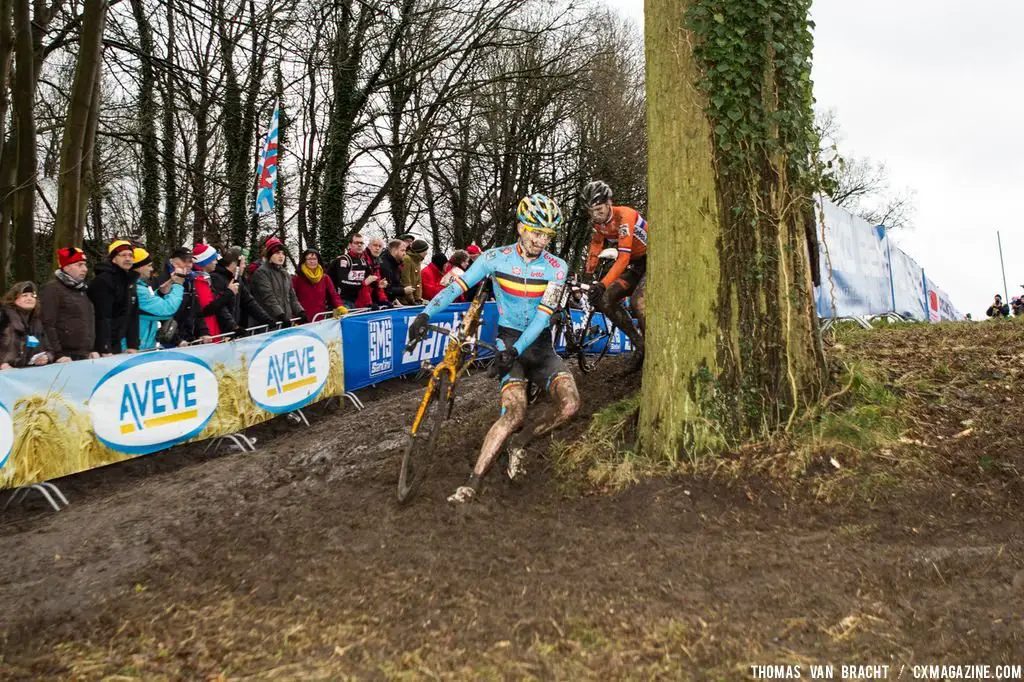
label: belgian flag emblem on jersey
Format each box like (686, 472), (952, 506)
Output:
(494, 272), (547, 298)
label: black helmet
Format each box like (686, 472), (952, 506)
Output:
(580, 180), (612, 206)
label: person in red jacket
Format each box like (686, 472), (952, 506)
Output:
(421, 252), (448, 301)
(292, 248), (343, 322)
(192, 243), (222, 339)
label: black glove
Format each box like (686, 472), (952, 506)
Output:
(277, 314), (291, 329)
(587, 281), (606, 304)
(408, 313), (430, 343)
(493, 347), (519, 377)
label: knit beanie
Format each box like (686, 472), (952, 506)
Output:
(130, 247), (153, 270)
(57, 247), (86, 268)
(466, 244), (482, 256)
(262, 236), (285, 258)
(193, 243), (219, 267)
(108, 240), (133, 258)
(410, 239), (429, 254)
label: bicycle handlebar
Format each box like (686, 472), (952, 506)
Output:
(404, 324), (499, 354)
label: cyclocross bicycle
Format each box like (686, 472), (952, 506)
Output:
(397, 282), (496, 503)
(548, 273), (617, 373)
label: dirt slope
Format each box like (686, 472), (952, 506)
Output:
(0, 322), (1022, 680)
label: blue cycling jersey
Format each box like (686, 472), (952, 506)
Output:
(422, 243), (568, 354)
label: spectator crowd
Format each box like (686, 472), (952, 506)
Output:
(0, 233), (484, 371)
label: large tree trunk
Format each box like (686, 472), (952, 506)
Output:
(130, 0), (160, 254)
(160, 0), (176, 253)
(53, 0), (107, 255)
(638, 0), (825, 461)
(11, 0), (35, 279)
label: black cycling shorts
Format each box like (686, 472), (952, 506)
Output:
(611, 256), (646, 296)
(497, 326), (572, 393)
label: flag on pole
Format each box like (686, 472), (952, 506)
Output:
(254, 102), (280, 216)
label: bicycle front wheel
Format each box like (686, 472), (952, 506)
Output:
(578, 308), (614, 373)
(397, 372), (452, 503)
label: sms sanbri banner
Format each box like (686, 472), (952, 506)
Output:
(0, 319), (344, 490)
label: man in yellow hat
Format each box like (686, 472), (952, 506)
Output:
(87, 240), (140, 355)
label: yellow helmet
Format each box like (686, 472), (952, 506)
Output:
(516, 194), (562, 234)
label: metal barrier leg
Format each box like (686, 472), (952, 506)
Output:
(287, 409), (310, 427)
(39, 481), (70, 507)
(343, 392), (364, 411)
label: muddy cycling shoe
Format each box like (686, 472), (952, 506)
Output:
(447, 485), (476, 504)
(506, 447), (527, 480)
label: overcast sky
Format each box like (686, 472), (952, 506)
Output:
(605, 0), (1023, 318)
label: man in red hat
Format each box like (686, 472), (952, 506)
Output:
(38, 247), (99, 362)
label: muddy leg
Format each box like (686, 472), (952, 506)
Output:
(600, 283), (644, 352)
(470, 383), (527, 480)
(630, 275), (646, 336)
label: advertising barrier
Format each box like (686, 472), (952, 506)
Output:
(341, 302), (500, 392)
(0, 319), (344, 491)
(816, 196), (963, 322)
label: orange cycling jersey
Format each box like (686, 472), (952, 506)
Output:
(585, 205), (648, 287)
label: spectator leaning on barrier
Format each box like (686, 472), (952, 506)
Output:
(133, 247), (185, 350)
(986, 294), (1010, 319)
(251, 236), (304, 326)
(326, 233), (373, 308)
(0, 282), (55, 369)
(441, 249), (471, 302)
(293, 248), (344, 322)
(157, 246), (210, 345)
(399, 239), (429, 305)
(206, 246), (274, 334)
(380, 239), (413, 304)
(38, 247), (98, 362)
(191, 243), (223, 338)
(88, 240), (140, 355)
(421, 252), (447, 300)
(355, 237), (390, 309)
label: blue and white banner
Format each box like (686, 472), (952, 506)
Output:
(815, 197), (893, 318)
(340, 303), (500, 392)
(552, 308), (634, 354)
(888, 245), (927, 321)
(815, 196), (961, 322)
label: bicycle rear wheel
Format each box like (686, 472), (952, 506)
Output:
(397, 372), (452, 503)
(578, 308), (614, 373)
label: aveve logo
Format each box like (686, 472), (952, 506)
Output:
(248, 328), (330, 413)
(89, 353), (219, 455)
(0, 401), (13, 469)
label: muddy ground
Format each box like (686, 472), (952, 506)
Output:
(1, 322), (1022, 680)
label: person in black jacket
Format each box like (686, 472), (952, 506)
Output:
(380, 239), (414, 304)
(203, 247), (274, 335)
(88, 240), (140, 355)
(157, 246), (211, 344)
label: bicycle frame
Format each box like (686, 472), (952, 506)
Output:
(408, 285), (492, 434)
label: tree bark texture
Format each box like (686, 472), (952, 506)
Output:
(53, 0), (107, 255)
(639, 0), (824, 461)
(11, 0), (36, 279)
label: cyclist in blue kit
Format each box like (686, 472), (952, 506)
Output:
(408, 194), (581, 504)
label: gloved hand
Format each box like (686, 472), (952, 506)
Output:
(587, 281), (606, 305)
(493, 347), (519, 377)
(408, 313), (430, 343)
(277, 314), (291, 329)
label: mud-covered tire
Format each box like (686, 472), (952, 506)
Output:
(397, 373), (451, 504)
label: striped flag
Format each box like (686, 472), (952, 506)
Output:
(254, 102), (279, 216)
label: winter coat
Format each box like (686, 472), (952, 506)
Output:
(379, 251), (406, 303)
(193, 270), (221, 337)
(399, 252), (425, 305)
(38, 273), (95, 360)
(136, 280), (184, 350)
(292, 268), (343, 323)
(421, 263), (444, 301)
(0, 305), (54, 368)
(88, 260), (140, 353)
(327, 251), (372, 305)
(156, 264), (210, 344)
(204, 264), (273, 334)
(354, 253), (389, 309)
(250, 261), (304, 323)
